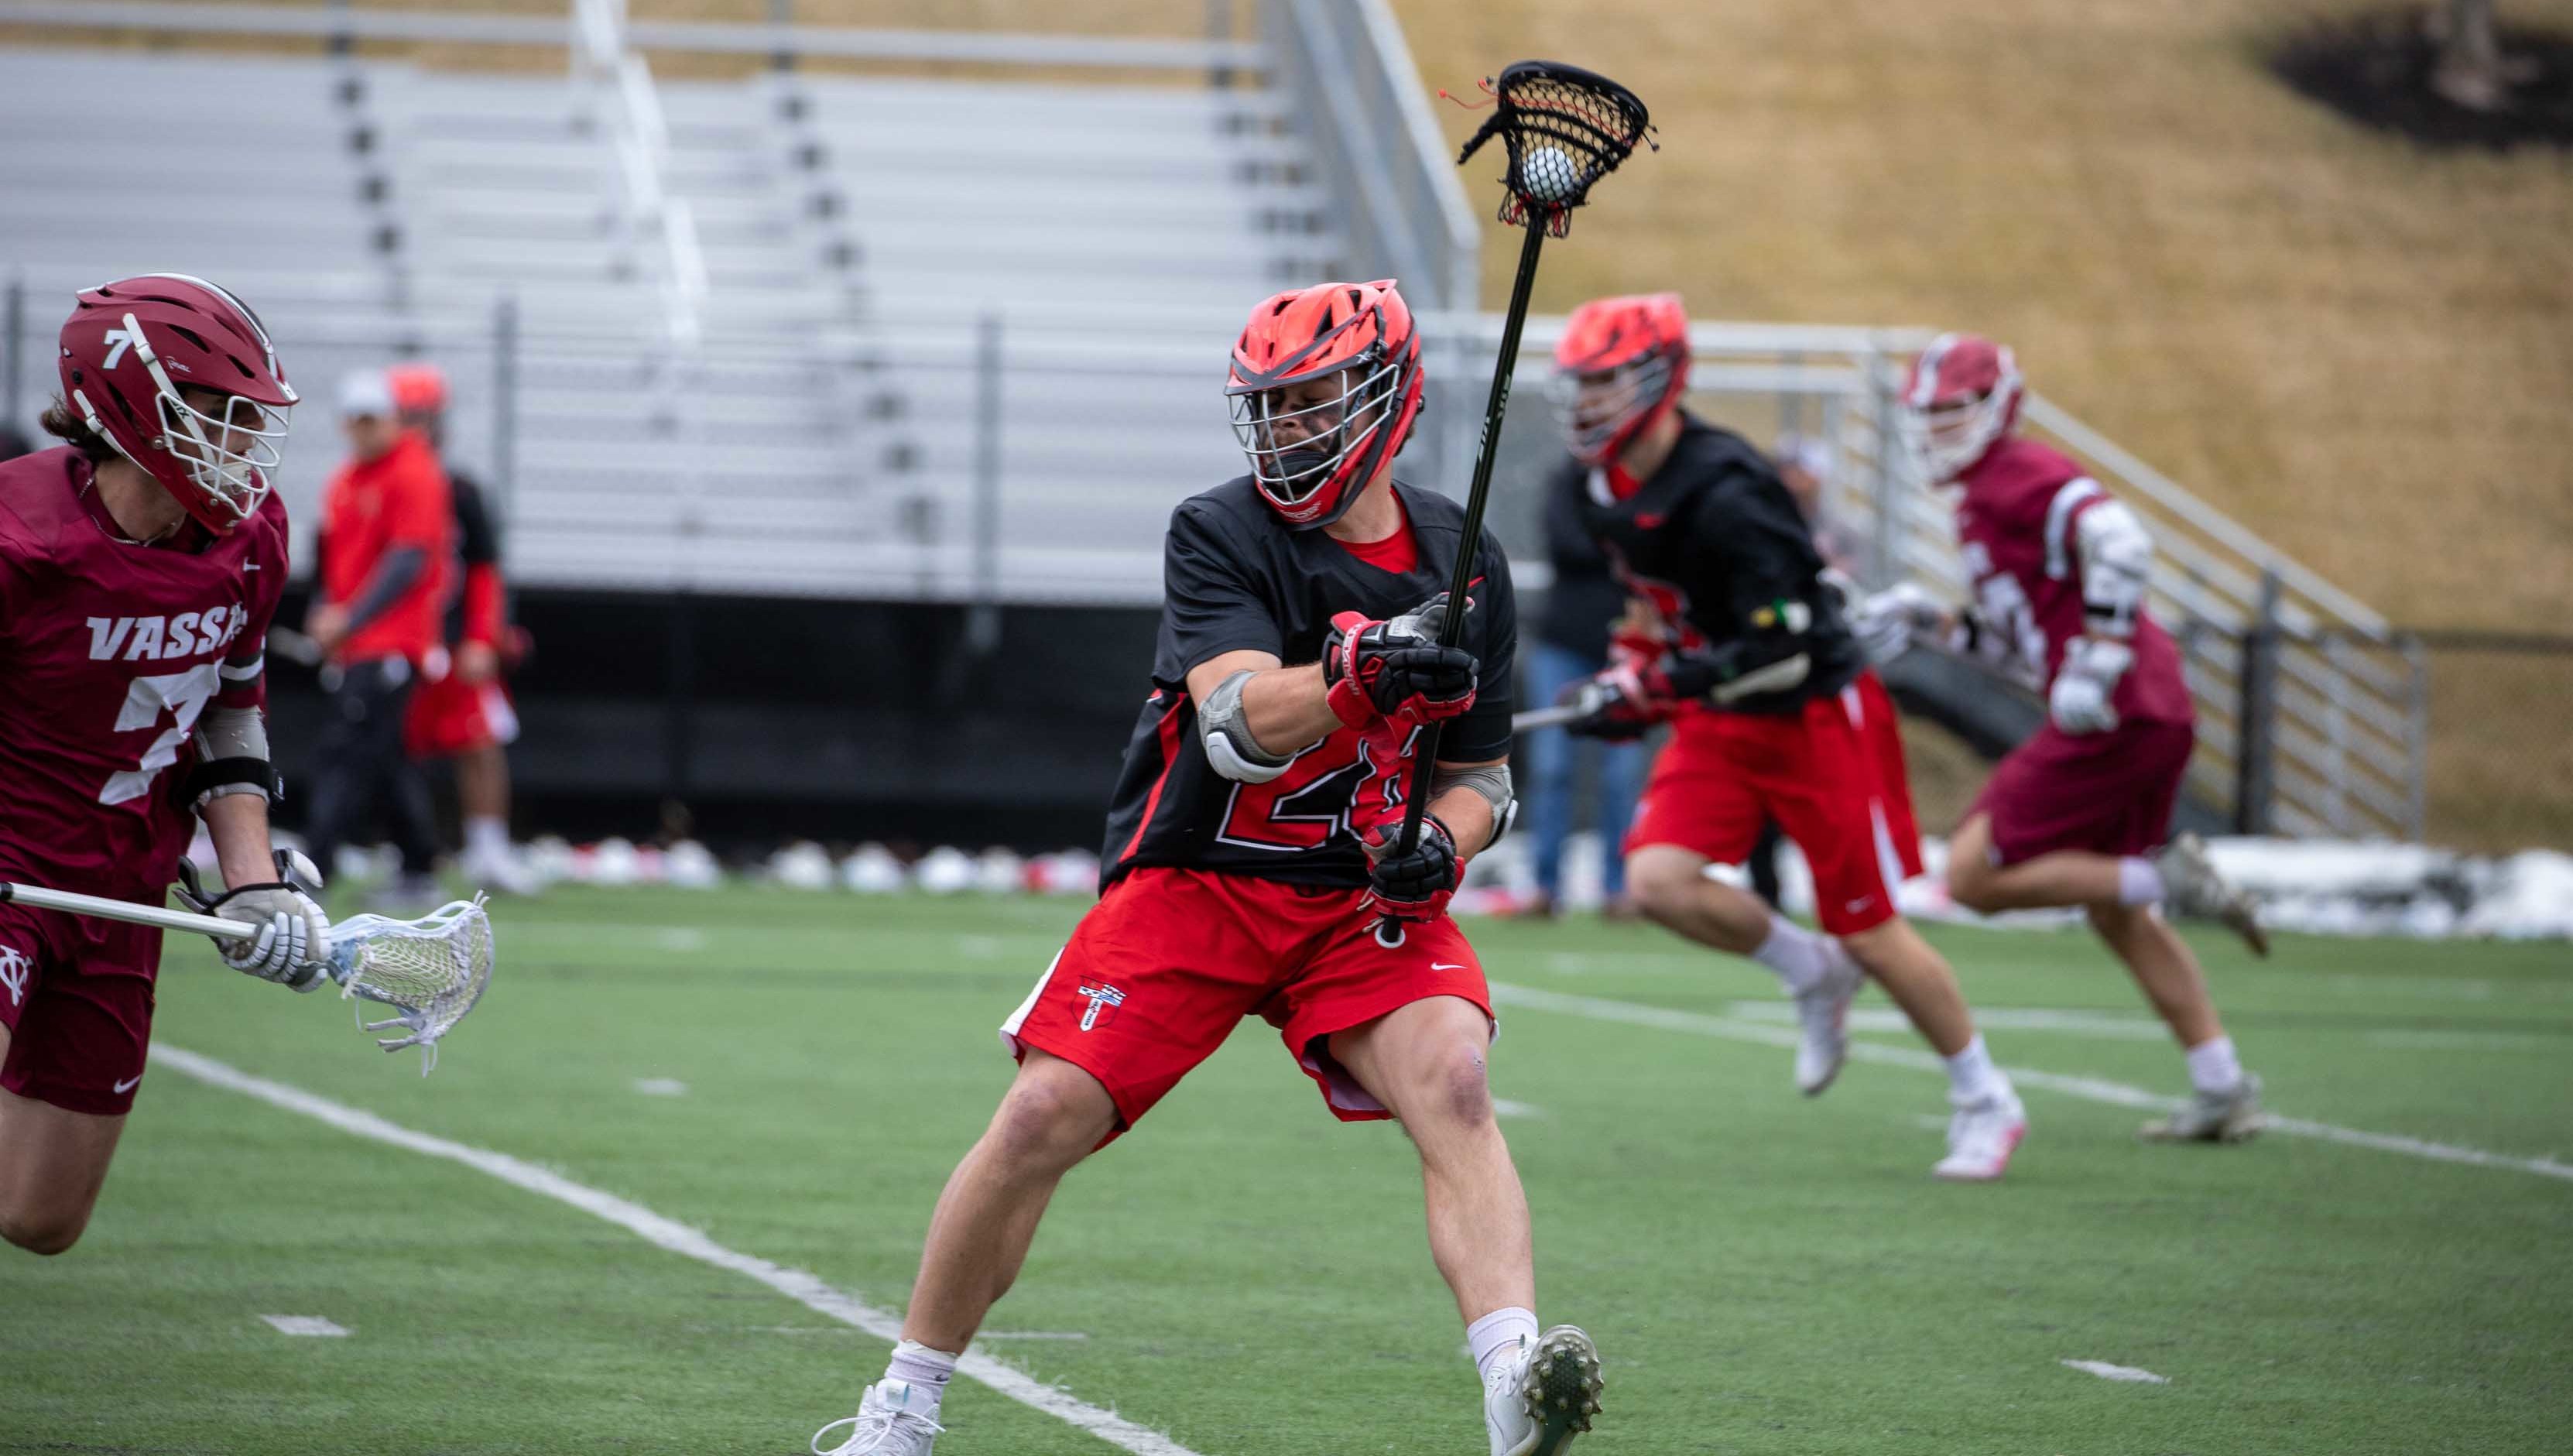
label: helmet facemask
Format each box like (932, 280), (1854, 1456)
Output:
(1228, 350), (1405, 522)
(1900, 334), (2021, 484)
(1549, 348), (1674, 465)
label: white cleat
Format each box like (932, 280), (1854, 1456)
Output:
(811, 1381), (943, 1455)
(2140, 1072), (2266, 1143)
(1484, 1325), (1605, 1456)
(1931, 1087), (2027, 1182)
(2153, 833), (2269, 958)
(461, 846), (545, 897)
(1792, 939), (1865, 1096)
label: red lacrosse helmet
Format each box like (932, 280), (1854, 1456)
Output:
(1226, 279), (1425, 529)
(57, 274), (296, 533)
(1900, 332), (2023, 482)
(1550, 293), (1690, 465)
(385, 361), (450, 416)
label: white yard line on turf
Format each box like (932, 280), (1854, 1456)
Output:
(2060, 1358), (2168, 1384)
(152, 1044), (1208, 1456)
(1486, 984), (2573, 1184)
(259, 1314), (351, 1337)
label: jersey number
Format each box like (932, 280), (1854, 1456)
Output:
(100, 664), (221, 807)
(1217, 727), (1420, 852)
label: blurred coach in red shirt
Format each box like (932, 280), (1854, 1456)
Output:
(301, 369), (451, 900)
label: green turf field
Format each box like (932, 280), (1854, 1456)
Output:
(5, 886), (2568, 1455)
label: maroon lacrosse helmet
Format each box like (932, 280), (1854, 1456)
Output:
(58, 273), (297, 533)
(1226, 279), (1425, 529)
(1900, 332), (2023, 483)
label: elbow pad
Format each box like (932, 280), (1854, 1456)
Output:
(1200, 670), (1292, 783)
(1430, 760), (1517, 844)
(187, 707), (278, 809)
(2074, 498), (2153, 640)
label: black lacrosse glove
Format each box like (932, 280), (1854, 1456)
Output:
(1358, 814), (1464, 923)
(1323, 593), (1478, 729)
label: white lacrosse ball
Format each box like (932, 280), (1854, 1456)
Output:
(1518, 146), (1580, 203)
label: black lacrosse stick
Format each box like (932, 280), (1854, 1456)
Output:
(1374, 60), (1652, 947)
(1455, 60), (1656, 238)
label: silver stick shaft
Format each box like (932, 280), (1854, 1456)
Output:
(0, 881), (259, 940)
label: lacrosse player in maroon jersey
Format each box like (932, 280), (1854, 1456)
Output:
(1859, 332), (2266, 1143)
(0, 276), (333, 1255)
(1547, 294), (2028, 1181)
(812, 281), (1605, 1456)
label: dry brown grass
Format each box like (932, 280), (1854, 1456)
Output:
(1394, 0), (2573, 636)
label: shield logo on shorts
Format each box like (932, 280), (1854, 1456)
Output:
(1075, 982), (1125, 1033)
(0, 945), (29, 1008)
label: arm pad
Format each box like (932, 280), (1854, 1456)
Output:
(2074, 498), (2153, 640)
(1200, 670), (1293, 783)
(187, 706), (277, 809)
(1430, 760), (1516, 845)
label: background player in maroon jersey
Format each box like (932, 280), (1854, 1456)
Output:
(1868, 332), (2267, 1143)
(1548, 294), (2029, 1182)
(810, 282), (1605, 1456)
(0, 276), (331, 1256)
(385, 363), (538, 896)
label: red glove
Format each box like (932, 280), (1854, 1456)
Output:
(1321, 593), (1478, 729)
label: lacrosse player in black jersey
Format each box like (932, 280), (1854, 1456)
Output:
(812, 281), (1604, 1456)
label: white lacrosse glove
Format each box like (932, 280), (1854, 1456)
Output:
(2049, 636), (2132, 735)
(1850, 581), (1951, 666)
(179, 851), (334, 992)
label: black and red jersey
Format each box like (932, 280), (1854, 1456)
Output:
(1562, 413), (1862, 714)
(1100, 476), (1517, 890)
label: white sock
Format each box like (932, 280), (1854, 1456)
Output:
(1750, 916), (1832, 995)
(465, 815), (512, 862)
(2184, 1035), (2243, 1095)
(2116, 857), (2165, 906)
(1944, 1034), (2004, 1103)
(883, 1339), (959, 1417)
(1467, 1306), (1540, 1387)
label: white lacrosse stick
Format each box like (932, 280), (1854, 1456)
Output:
(0, 881), (494, 1072)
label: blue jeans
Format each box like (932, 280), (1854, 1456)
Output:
(1521, 639), (1646, 899)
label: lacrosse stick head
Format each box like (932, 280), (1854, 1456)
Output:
(1454, 60), (1655, 237)
(326, 896), (492, 1073)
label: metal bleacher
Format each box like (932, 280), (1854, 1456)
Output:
(0, 1), (2431, 840)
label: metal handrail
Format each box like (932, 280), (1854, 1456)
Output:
(0, 1), (1263, 71)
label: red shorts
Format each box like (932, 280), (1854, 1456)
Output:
(1969, 717), (2194, 863)
(0, 902), (160, 1116)
(1623, 672), (1924, 935)
(404, 665), (519, 760)
(999, 867), (1493, 1139)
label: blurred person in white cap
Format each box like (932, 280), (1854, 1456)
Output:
(384, 363), (538, 896)
(300, 368), (451, 903)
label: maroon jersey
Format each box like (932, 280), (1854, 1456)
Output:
(0, 447), (288, 904)
(1951, 437), (2191, 726)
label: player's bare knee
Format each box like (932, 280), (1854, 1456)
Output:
(1403, 1040), (1495, 1133)
(990, 1067), (1110, 1170)
(1625, 851), (1699, 924)
(1947, 859), (2004, 915)
(0, 1207), (88, 1256)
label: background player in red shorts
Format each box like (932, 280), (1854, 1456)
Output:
(385, 363), (537, 896)
(1549, 294), (2028, 1182)
(0, 276), (332, 1255)
(1867, 332), (2267, 1143)
(810, 282), (1604, 1456)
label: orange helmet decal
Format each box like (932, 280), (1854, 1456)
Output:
(1226, 279), (1425, 529)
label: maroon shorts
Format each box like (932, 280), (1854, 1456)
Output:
(1623, 672), (1924, 935)
(999, 867), (1492, 1139)
(1969, 717), (2195, 863)
(404, 666), (519, 760)
(0, 902), (160, 1116)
